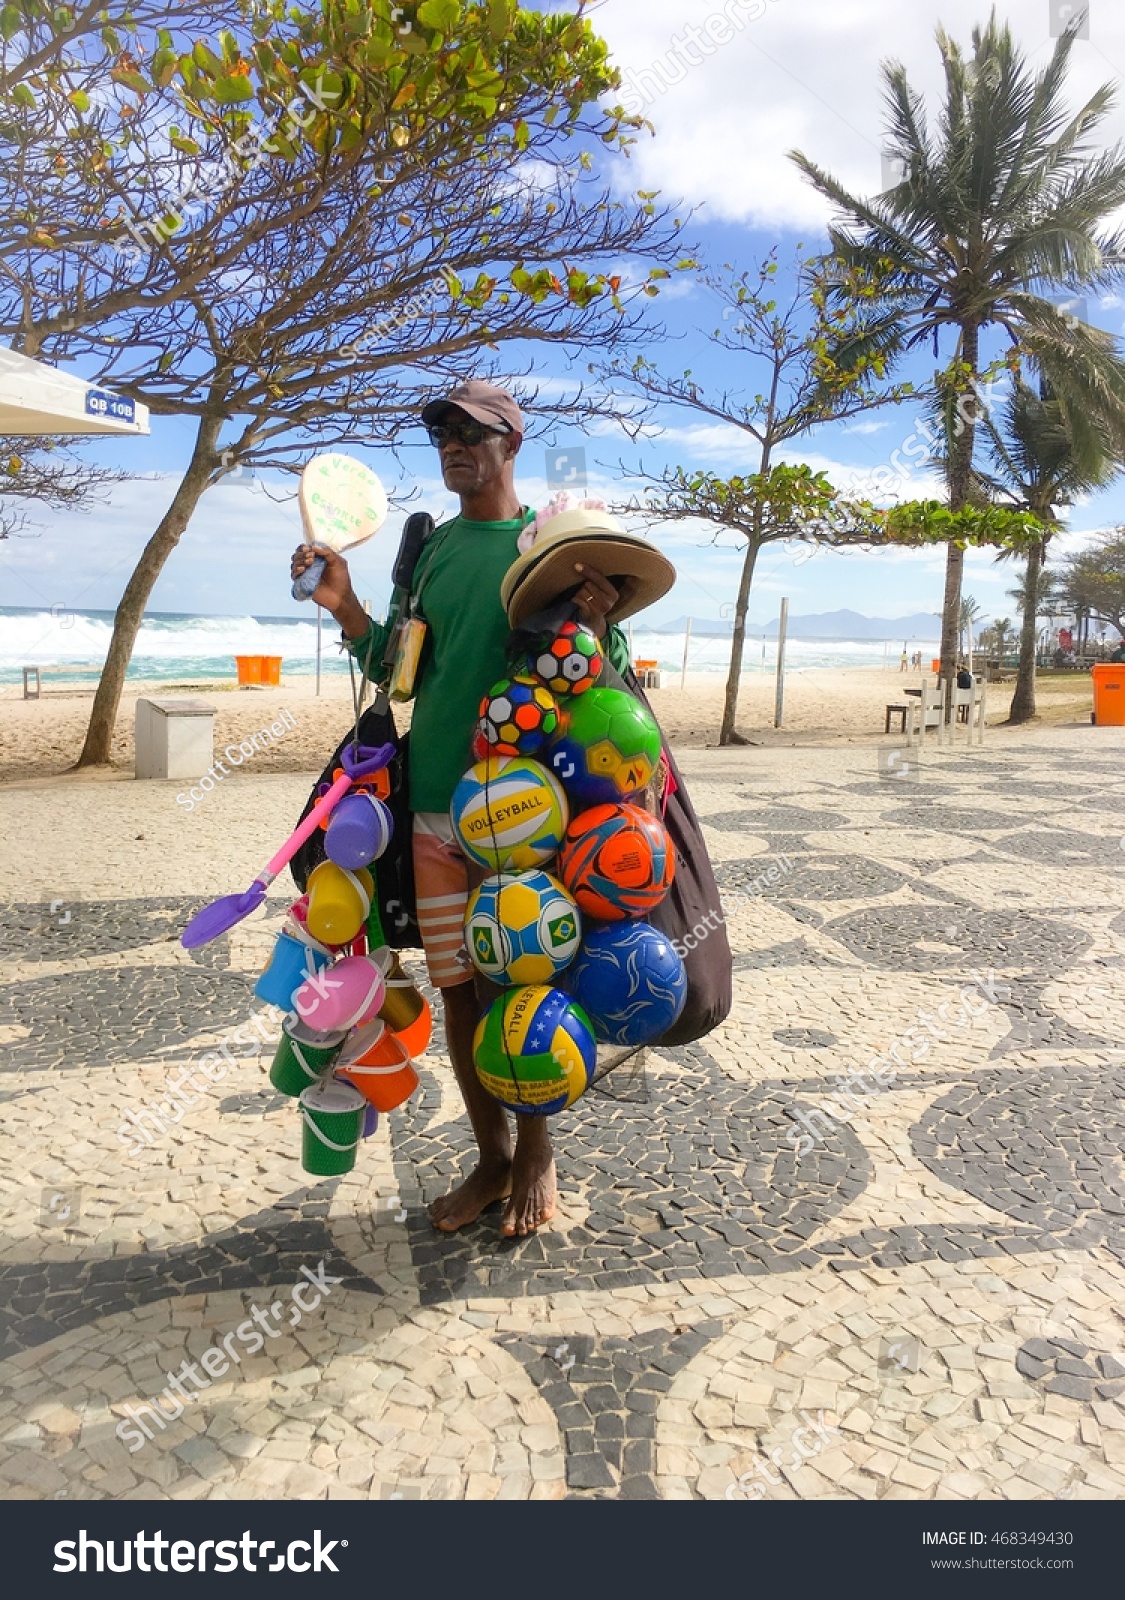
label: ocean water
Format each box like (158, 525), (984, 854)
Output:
(0, 607), (941, 685)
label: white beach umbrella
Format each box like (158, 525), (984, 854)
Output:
(0, 345), (149, 436)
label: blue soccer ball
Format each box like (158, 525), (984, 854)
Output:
(566, 920), (687, 1046)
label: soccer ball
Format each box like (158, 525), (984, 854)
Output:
(558, 802), (675, 921)
(522, 620), (603, 698)
(566, 921), (687, 1047)
(477, 676), (561, 757)
(545, 687), (662, 806)
(473, 984), (597, 1116)
(464, 871), (581, 986)
(450, 755), (569, 872)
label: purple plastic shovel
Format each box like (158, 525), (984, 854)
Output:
(181, 742), (394, 948)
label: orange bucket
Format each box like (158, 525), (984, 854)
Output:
(336, 1021), (419, 1111)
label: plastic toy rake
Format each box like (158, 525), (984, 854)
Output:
(181, 743), (394, 948)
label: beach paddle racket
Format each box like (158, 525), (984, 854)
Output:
(291, 453), (389, 602)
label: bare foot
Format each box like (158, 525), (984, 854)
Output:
(430, 1162), (512, 1233)
(501, 1127), (556, 1237)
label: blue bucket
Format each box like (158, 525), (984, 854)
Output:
(254, 928), (331, 1012)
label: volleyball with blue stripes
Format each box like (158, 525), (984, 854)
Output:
(472, 985), (597, 1116)
(465, 871), (582, 986)
(450, 755), (569, 871)
(566, 921), (687, 1046)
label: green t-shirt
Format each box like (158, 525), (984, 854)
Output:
(346, 510), (632, 813)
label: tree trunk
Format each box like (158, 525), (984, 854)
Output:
(1008, 537), (1044, 724)
(939, 328), (980, 717)
(76, 415), (222, 767)
(719, 535), (761, 745)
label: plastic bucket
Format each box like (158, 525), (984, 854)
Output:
(325, 792), (394, 870)
(337, 1022), (420, 1112)
(305, 860), (373, 946)
(300, 1078), (365, 1176)
(254, 928), (332, 1012)
(269, 1016), (347, 1098)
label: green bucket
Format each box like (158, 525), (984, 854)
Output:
(300, 1078), (366, 1176)
(269, 1017), (347, 1099)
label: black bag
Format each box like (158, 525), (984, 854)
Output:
(624, 667), (733, 1045)
(289, 698), (422, 950)
(509, 608), (732, 1046)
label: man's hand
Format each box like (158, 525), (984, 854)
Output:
(290, 543), (369, 638)
(572, 562), (619, 640)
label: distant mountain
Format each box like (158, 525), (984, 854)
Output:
(649, 610), (940, 640)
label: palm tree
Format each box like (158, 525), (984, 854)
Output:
(983, 378), (1122, 720)
(959, 594), (984, 662)
(791, 16), (1125, 707)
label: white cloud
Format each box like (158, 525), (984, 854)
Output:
(598, 0), (1125, 230)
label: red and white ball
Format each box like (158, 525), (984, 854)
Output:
(292, 953), (386, 1034)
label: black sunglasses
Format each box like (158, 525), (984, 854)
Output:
(426, 418), (511, 449)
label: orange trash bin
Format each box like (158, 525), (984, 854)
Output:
(1091, 663), (1125, 725)
(931, 658), (941, 674)
(235, 655), (262, 686)
(262, 655), (282, 686)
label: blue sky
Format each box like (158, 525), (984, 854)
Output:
(4, 0), (1125, 632)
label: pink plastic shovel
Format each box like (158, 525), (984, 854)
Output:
(181, 743), (394, 948)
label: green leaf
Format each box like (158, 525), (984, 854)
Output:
(487, 0), (512, 40)
(213, 74), (254, 104)
(67, 89), (90, 112)
(11, 83), (35, 109)
(418, 0), (460, 32)
(170, 134), (201, 155)
(1, 6), (21, 43)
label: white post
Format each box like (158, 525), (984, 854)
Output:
(774, 598), (789, 729)
(883, 641), (888, 671)
(316, 606), (322, 697)
(680, 618), (692, 690)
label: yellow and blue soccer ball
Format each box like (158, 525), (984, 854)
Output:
(546, 687), (662, 807)
(566, 920), (687, 1047)
(473, 984), (597, 1116)
(450, 755), (569, 872)
(477, 676), (561, 758)
(464, 871), (581, 986)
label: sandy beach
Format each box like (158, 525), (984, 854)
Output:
(0, 664), (1097, 786)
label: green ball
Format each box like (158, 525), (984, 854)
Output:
(546, 687), (662, 804)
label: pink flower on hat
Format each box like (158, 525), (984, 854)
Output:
(517, 492), (610, 554)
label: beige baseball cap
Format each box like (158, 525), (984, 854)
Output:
(420, 380), (524, 435)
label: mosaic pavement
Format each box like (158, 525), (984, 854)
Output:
(1, 728), (1124, 1501)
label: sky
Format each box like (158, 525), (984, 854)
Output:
(4, 0), (1125, 632)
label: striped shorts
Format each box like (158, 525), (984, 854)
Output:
(412, 811), (482, 990)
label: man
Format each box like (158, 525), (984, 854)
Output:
(291, 381), (631, 1236)
(1110, 638), (1125, 663)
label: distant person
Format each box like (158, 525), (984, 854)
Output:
(1110, 639), (1125, 663)
(899, 648), (908, 672)
(956, 665), (973, 690)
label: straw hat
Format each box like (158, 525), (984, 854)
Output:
(500, 495), (675, 627)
